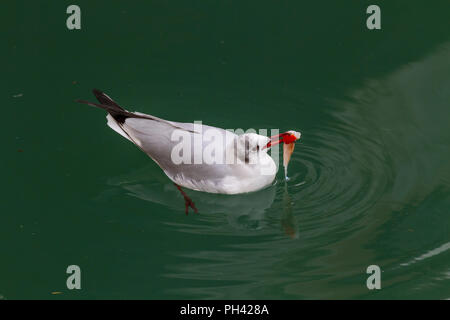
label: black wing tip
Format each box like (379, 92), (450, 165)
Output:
(91, 88), (125, 111)
(92, 88), (104, 96)
(76, 96), (129, 124)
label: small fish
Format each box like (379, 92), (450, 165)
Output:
(283, 131), (301, 180)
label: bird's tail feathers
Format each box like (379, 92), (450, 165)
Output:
(92, 89), (124, 111)
(76, 89), (152, 124)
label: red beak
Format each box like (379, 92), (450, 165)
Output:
(263, 132), (298, 149)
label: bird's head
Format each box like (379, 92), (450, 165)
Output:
(236, 133), (271, 164)
(236, 131), (301, 165)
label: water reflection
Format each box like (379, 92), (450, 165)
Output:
(104, 164), (279, 233)
(281, 182), (298, 239)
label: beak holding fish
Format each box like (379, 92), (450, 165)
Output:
(263, 130), (301, 180)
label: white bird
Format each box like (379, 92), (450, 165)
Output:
(78, 89), (300, 213)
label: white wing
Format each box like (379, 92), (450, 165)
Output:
(107, 112), (242, 192)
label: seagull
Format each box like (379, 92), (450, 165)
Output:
(77, 89), (300, 213)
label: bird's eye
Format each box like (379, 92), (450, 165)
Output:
(244, 138), (250, 163)
(256, 145), (260, 151)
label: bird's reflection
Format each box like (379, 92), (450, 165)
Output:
(281, 182), (299, 239)
(98, 164), (301, 236)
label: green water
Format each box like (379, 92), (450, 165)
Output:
(2, 1), (450, 299)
